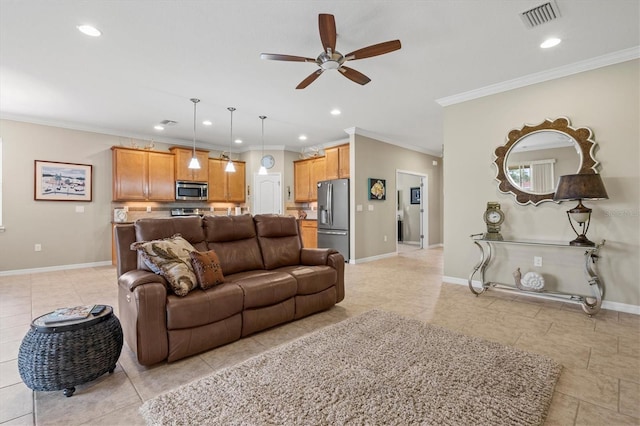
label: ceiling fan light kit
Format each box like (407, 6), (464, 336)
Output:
(260, 13), (401, 89)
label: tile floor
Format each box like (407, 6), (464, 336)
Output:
(0, 247), (638, 425)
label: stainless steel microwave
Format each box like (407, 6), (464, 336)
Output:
(175, 181), (208, 201)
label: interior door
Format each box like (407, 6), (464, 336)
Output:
(253, 173), (281, 214)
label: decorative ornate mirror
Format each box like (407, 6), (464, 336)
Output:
(494, 117), (599, 205)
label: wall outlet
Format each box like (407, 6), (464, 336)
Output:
(356, 205), (363, 212)
(384, 235), (387, 242)
(146, 206), (152, 212)
(368, 205), (374, 211)
(534, 256), (543, 267)
(75, 205), (84, 213)
(34, 244), (42, 252)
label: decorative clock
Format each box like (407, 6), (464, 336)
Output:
(261, 155), (275, 169)
(483, 202), (504, 240)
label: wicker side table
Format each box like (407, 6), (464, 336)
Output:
(18, 306), (123, 397)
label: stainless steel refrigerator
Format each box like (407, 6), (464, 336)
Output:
(317, 178), (349, 261)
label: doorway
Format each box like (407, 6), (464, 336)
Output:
(253, 173), (282, 215)
(396, 170), (427, 251)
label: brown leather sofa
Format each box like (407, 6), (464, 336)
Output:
(114, 214), (345, 365)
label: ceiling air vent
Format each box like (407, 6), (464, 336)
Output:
(520, 1), (560, 28)
(160, 120), (177, 126)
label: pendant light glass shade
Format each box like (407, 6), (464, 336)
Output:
(188, 98), (201, 169)
(258, 115), (267, 175)
(225, 107), (236, 173)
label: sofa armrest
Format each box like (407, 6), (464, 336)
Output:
(300, 248), (338, 266)
(118, 271), (169, 366)
(301, 248), (345, 303)
(118, 269), (168, 292)
(327, 252), (345, 303)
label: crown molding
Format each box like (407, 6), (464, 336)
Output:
(436, 46), (640, 107)
(344, 126), (442, 157)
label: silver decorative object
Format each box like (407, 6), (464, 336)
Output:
(513, 268), (545, 292)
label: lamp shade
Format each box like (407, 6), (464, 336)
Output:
(553, 174), (608, 201)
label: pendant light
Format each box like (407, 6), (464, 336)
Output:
(188, 98), (201, 169)
(225, 107), (236, 173)
(258, 115), (268, 175)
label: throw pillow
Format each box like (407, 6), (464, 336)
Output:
(189, 250), (225, 290)
(131, 234), (197, 297)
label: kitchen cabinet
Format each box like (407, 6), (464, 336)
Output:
(324, 144), (350, 179)
(208, 158), (246, 203)
(294, 156), (325, 202)
(170, 147), (209, 182)
(299, 220), (317, 248)
(112, 147), (175, 201)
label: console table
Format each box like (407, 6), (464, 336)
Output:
(468, 235), (605, 316)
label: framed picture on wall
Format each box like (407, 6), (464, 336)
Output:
(410, 187), (421, 204)
(368, 178), (386, 200)
(34, 160), (93, 202)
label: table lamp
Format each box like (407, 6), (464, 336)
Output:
(553, 173), (608, 246)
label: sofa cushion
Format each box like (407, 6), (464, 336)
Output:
(229, 271), (297, 309)
(203, 215), (264, 274)
(277, 265), (337, 295)
(135, 217), (208, 271)
(254, 214), (301, 269)
(130, 234), (197, 297)
(189, 250), (225, 290)
(166, 283), (244, 329)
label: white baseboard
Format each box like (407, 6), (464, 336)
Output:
(442, 276), (640, 315)
(351, 252), (397, 264)
(0, 261), (113, 277)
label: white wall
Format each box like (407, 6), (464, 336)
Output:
(443, 59), (640, 307)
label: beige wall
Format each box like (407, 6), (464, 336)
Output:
(0, 121), (118, 270)
(443, 59), (640, 307)
(353, 134), (442, 261)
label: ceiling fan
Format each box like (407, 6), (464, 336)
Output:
(260, 13), (401, 89)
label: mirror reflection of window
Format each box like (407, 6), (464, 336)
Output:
(508, 165), (531, 191)
(508, 159), (556, 193)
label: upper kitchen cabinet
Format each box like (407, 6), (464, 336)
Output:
(208, 158), (246, 203)
(170, 147), (209, 182)
(324, 144), (350, 179)
(112, 147), (175, 201)
(294, 156), (325, 202)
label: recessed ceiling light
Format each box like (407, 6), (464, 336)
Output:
(234, 139), (243, 144)
(299, 135), (307, 141)
(540, 37), (561, 49)
(202, 120), (212, 126)
(154, 125), (164, 131)
(330, 109), (341, 116)
(77, 25), (102, 37)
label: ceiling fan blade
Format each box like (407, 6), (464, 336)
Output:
(260, 53), (316, 63)
(296, 69), (324, 89)
(345, 40), (402, 61)
(339, 66), (371, 85)
(318, 14), (337, 54)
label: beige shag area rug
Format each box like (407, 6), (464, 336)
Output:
(140, 310), (561, 425)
